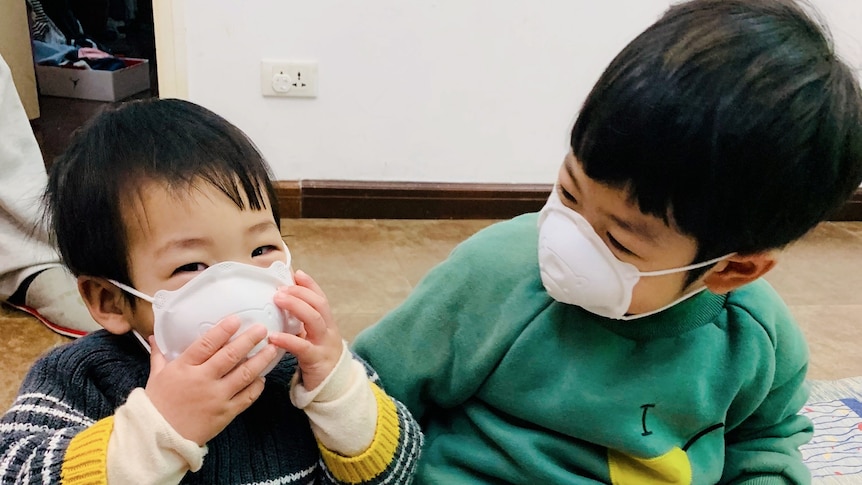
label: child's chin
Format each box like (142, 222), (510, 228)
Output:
(625, 302), (660, 316)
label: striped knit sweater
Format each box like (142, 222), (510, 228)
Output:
(0, 330), (421, 484)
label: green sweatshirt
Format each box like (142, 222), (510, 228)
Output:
(353, 213), (812, 485)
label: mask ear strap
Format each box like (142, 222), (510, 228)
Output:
(132, 330), (152, 353)
(106, 280), (154, 354)
(107, 279), (156, 303)
(638, 253), (735, 277)
(282, 241), (293, 266)
(619, 286), (708, 321)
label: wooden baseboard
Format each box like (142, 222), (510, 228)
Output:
(830, 188), (862, 221)
(276, 180), (862, 221)
(276, 180), (552, 219)
(273, 181), (302, 218)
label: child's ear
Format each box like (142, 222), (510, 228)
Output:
(702, 252), (777, 295)
(77, 276), (133, 335)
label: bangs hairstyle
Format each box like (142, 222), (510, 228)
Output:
(571, 0), (862, 265)
(46, 98), (280, 285)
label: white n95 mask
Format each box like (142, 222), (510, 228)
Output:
(111, 259), (303, 376)
(537, 189), (730, 320)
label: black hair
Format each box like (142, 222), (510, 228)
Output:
(45, 98), (280, 287)
(570, 0), (862, 284)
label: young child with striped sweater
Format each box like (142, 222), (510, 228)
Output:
(0, 98), (422, 484)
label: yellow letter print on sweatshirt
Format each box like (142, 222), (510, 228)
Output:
(607, 421), (724, 485)
(608, 446), (692, 485)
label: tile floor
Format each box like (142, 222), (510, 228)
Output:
(1, 217), (861, 411)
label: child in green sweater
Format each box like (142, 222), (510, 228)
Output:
(353, 0), (862, 483)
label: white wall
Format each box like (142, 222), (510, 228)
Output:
(169, 0), (862, 184)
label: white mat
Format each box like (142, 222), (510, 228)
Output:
(801, 377), (862, 484)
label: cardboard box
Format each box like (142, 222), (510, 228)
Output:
(35, 58), (150, 102)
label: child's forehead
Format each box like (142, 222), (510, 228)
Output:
(122, 175), (262, 204)
(118, 176), (271, 230)
(121, 177), (204, 209)
(562, 153), (690, 238)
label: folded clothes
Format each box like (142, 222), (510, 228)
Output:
(32, 40), (125, 71)
(31, 39), (77, 66)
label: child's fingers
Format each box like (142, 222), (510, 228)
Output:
(205, 323), (269, 377)
(293, 270), (325, 297)
(229, 376), (267, 413)
(274, 291), (329, 341)
(179, 316), (242, 366)
(222, 343), (278, 391)
(148, 335), (167, 375)
(279, 284), (327, 313)
(269, 331), (312, 355)
(277, 285), (333, 324)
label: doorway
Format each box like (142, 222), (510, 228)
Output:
(26, 0), (158, 169)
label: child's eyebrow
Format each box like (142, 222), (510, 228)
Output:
(566, 155), (661, 244)
(608, 213), (660, 244)
(154, 237), (212, 257)
(246, 221), (278, 234)
(564, 160), (580, 192)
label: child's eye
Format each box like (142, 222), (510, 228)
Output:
(607, 233), (635, 256)
(172, 262), (207, 275)
(252, 245), (278, 257)
(559, 187), (578, 204)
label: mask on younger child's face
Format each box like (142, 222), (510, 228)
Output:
(537, 189), (730, 321)
(110, 254), (303, 376)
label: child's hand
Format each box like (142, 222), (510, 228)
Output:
(144, 317), (279, 446)
(269, 270), (343, 391)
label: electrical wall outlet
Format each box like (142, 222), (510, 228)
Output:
(260, 60), (318, 98)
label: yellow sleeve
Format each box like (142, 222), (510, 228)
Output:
(291, 342), (378, 455)
(61, 417), (113, 484)
(107, 388), (206, 484)
(61, 389), (206, 485)
(318, 383), (402, 483)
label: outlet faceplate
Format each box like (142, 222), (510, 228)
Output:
(261, 60), (318, 98)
